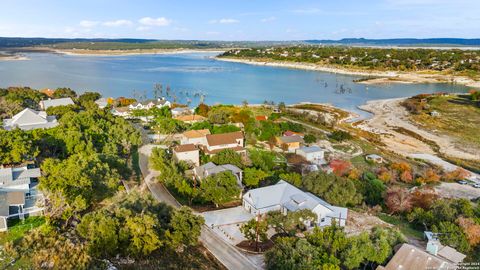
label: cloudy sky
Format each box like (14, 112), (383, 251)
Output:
(1, 0), (479, 40)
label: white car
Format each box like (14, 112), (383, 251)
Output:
(471, 183), (480, 188)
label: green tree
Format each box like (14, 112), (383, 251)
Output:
(0, 129), (39, 164)
(210, 149), (244, 168)
(303, 134), (317, 144)
(240, 218), (269, 251)
(243, 167), (270, 187)
(154, 117), (186, 134)
(200, 171), (241, 207)
(124, 214), (163, 256)
(207, 106), (232, 124)
(77, 91), (101, 108)
(249, 149), (277, 171)
(279, 172), (302, 187)
(46, 104), (79, 118)
(77, 211), (120, 257)
(167, 206), (204, 248)
(53, 87), (77, 98)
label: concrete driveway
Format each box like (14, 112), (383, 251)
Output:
(202, 206), (254, 227)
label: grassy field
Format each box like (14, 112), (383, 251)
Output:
(0, 217), (45, 245)
(410, 95), (480, 150)
(377, 213), (424, 240)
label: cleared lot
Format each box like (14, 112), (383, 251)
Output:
(435, 182), (480, 200)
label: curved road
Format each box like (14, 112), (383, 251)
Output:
(138, 144), (262, 270)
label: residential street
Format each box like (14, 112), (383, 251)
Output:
(138, 144), (262, 270)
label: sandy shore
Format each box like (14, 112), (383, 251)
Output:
(217, 57), (480, 88)
(356, 98), (480, 161)
(52, 48), (226, 57)
(0, 54), (29, 61)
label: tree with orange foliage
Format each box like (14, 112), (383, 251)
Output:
(385, 187), (412, 214)
(410, 187), (438, 209)
(443, 168), (470, 182)
(347, 168), (361, 180)
(377, 167), (393, 183)
(391, 162), (411, 173)
(457, 217), (480, 246)
(329, 159), (352, 177)
(400, 170), (414, 183)
(420, 168), (441, 183)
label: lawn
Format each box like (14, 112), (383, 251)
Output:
(377, 213), (424, 240)
(0, 217), (46, 245)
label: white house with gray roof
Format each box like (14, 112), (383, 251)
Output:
(3, 108), (58, 131)
(243, 180), (347, 227)
(0, 166), (44, 231)
(296, 145), (326, 165)
(39, 97), (74, 110)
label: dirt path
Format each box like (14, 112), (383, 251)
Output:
(356, 98), (480, 161)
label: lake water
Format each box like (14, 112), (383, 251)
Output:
(0, 52), (473, 117)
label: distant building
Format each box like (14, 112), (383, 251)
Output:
(243, 180), (347, 227)
(40, 88), (55, 97)
(430, 110), (441, 117)
(111, 107), (131, 118)
(3, 108), (58, 131)
(0, 166), (44, 232)
(180, 129), (211, 145)
(95, 98), (109, 109)
(128, 99), (171, 110)
(296, 146), (326, 165)
(283, 130), (304, 137)
(276, 135), (303, 152)
(255, 115), (268, 121)
(194, 162), (243, 188)
(366, 154), (385, 164)
(173, 144), (200, 167)
(174, 114), (206, 124)
(171, 107), (193, 117)
(39, 97), (74, 110)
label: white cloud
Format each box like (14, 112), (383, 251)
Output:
(261, 16), (276, 22)
(292, 8), (321, 14)
(209, 18), (239, 24)
(138, 17), (172, 26)
(136, 26), (151, 31)
(79, 20), (99, 28)
(103, 20), (133, 27)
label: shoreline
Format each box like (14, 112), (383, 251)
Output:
(50, 48), (226, 57)
(216, 57), (480, 88)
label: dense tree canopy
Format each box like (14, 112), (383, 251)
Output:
(200, 171), (241, 207)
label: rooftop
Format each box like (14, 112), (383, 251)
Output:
(174, 144), (198, 153)
(175, 115), (206, 122)
(206, 131), (244, 146)
(297, 146), (323, 153)
(378, 244), (454, 270)
(194, 162), (242, 179)
(183, 129), (211, 139)
(40, 97), (74, 109)
(3, 108), (58, 131)
(277, 135), (303, 144)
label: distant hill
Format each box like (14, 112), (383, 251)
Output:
(305, 38), (480, 47)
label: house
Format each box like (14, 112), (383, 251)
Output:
(243, 180), (347, 227)
(180, 129), (211, 145)
(255, 115), (268, 121)
(425, 231), (466, 264)
(174, 114), (206, 124)
(366, 154), (385, 164)
(376, 244), (455, 270)
(0, 166), (44, 232)
(111, 107), (131, 118)
(39, 97), (74, 110)
(276, 135), (303, 152)
(430, 110), (441, 117)
(202, 131), (246, 155)
(171, 107), (193, 117)
(128, 98), (171, 110)
(173, 144), (200, 167)
(40, 88), (55, 97)
(95, 98), (109, 109)
(194, 162), (243, 188)
(296, 146), (326, 165)
(283, 130), (304, 137)
(3, 108), (58, 131)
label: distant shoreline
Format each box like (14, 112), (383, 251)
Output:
(50, 48), (226, 56)
(216, 57), (480, 88)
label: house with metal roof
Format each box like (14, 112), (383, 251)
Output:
(128, 98), (171, 110)
(194, 162), (243, 188)
(296, 145), (326, 165)
(39, 97), (74, 110)
(3, 108), (58, 131)
(242, 180), (347, 227)
(95, 98), (109, 109)
(0, 166), (44, 231)
(276, 135), (303, 152)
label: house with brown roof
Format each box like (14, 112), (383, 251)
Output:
(173, 144), (200, 167)
(174, 114), (206, 124)
(201, 131), (245, 156)
(283, 130), (304, 137)
(377, 244), (455, 270)
(276, 135), (303, 152)
(180, 129), (211, 145)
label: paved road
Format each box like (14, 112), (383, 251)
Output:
(138, 145), (262, 270)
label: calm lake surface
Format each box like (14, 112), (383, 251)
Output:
(0, 52), (473, 117)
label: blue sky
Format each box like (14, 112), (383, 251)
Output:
(1, 0), (479, 40)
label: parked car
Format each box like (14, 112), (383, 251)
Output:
(471, 183), (480, 188)
(457, 180), (468, 185)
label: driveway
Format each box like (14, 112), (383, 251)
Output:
(138, 144), (262, 270)
(203, 206), (254, 227)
